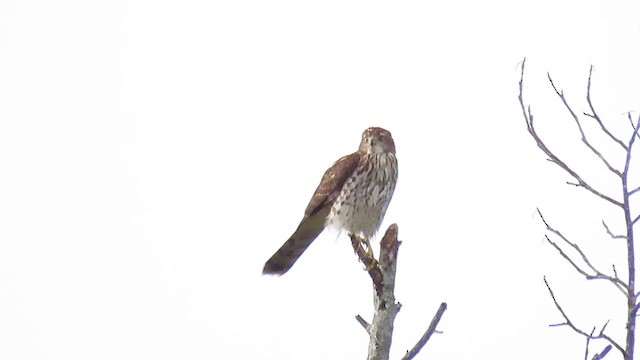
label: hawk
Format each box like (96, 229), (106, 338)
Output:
(263, 127), (398, 275)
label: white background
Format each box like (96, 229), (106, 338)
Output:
(2, 0), (640, 359)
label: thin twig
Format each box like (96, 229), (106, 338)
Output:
(585, 327), (596, 360)
(545, 234), (593, 278)
(355, 315), (370, 333)
(602, 220), (627, 240)
(628, 113), (640, 141)
(548, 72), (622, 177)
(539, 210), (628, 296)
(544, 277), (626, 355)
(400, 303), (448, 360)
(584, 65), (627, 150)
(600, 320), (611, 337)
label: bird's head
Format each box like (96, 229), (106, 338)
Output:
(359, 127), (396, 155)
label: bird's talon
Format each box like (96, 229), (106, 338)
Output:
(361, 237), (375, 259)
(354, 235), (377, 270)
(365, 258), (378, 271)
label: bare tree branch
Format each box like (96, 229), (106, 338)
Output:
(584, 65), (627, 151)
(628, 113), (640, 141)
(544, 233), (594, 279)
(538, 210), (627, 296)
(400, 302), (447, 360)
(602, 220), (627, 240)
(547, 72), (622, 177)
(591, 345), (612, 360)
(627, 115), (640, 151)
(355, 315), (371, 333)
(518, 60), (623, 208)
(585, 327), (596, 360)
(521, 59), (639, 360)
(544, 277), (626, 355)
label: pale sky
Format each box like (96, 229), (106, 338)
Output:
(1, 1), (640, 359)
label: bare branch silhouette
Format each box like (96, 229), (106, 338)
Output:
(584, 65), (627, 150)
(400, 303), (447, 360)
(544, 277), (624, 355)
(547, 73), (622, 177)
(519, 58), (640, 359)
(518, 60), (623, 208)
(538, 210), (627, 295)
(602, 220), (627, 240)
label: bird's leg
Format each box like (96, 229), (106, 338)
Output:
(360, 236), (375, 259)
(350, 233), (378, 270)
(361, 236), (378, 270)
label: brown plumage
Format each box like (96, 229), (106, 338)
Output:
(262, 127), (398, 275)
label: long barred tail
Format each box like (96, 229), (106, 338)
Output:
(262, 209), (328, 275)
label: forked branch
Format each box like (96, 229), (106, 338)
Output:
(584, 65), (627, 150)
(544, 277), (625, 355)
(351, 225), (446, 360)
(602, 220), (627, 240)
(518, 59), (623, 208)
(547, 72), (622, 177)
(538, 210), (627, 296)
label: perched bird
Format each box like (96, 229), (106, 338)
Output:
(263, 127), (398, 275)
